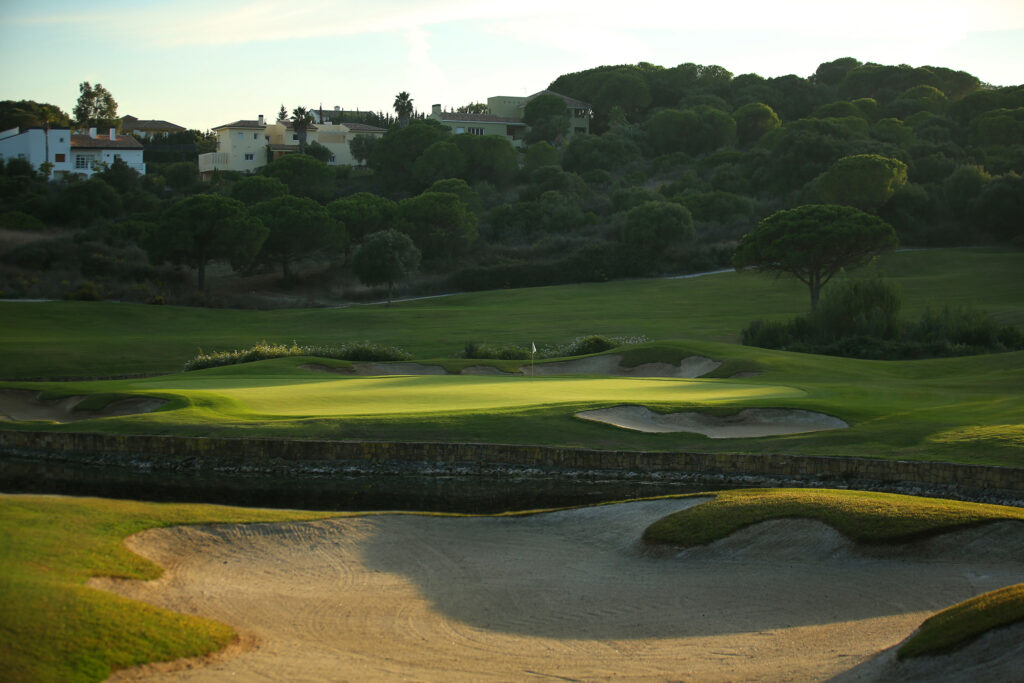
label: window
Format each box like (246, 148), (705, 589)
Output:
(55, 153), (65, 162)
(468, 127), (484, 135)
(244, 153), (254, 161)
(237, 132), (243, 139)
(253, 133), (258, 139)
(292, 134), (298, 141)
(75, 155), (89, 169)
(114, 154), (121, 160)
(329, 154), (336, 163)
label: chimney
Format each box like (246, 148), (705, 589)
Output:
(431, 104), (441, 116)
(88, 127), (97, 139)
(258, 114), (265, 126)
(109, 128), (116, 141)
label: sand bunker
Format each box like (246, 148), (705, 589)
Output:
(524, 353), (721, 377)
(0, 389), (165, 423)
(300, 354), (723, 378)
(577, 405), (849, 438)
(93, 499), (1024, 682)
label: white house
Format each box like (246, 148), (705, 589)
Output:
(69, 128), (146, 177)
(198, 113), (385, 179)
(0, 126), (73, 177)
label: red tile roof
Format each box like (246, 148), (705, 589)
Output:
(212, 120), (266, 130)
(70, 134), (144, 150)
(436, 112), (525, 125)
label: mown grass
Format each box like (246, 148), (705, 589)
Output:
(898, 583), (1024, 658)
(0, 494), (346, 682)
(1, 248), (1020, 379)
(4, 342), (1022, 466)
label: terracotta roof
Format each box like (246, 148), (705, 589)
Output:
(528, 90), (591, 109)
(342, 122), (386, 132)
(70, 134), (144, 150)
(436, 112), (526, 125)
(124, 119), (186, 132)
(269, 144), (300, 152)
(283, 123), (319, 131)
(212, 119), (266, 130)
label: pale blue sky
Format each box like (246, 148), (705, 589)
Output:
(2, 0), (1022, 132)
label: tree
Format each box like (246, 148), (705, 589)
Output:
(456, 102), (488, 114)
(147, 194), (268, 291)
(733, 204), (898, 310)
(369, 119), (450, 192)
(0, 100), (71, 130)
(73, 82), (117, 129)
(251, 195), (342, 281)
(260, 153), (335, 202)
(523, 93), (570, 145)
(397, 191), (478, 261)
(733, 102), (781, 147)
(525, 141), (560, 173)
(622, 201), (695, 251)
(351, 228), (421, 305)
(230, 175), (290, 205)
(413, 141), (467, 187)
(349, 135), (377, 165)
(327, 192), (397, 247)
(816, 154), (908, 212)
(277, 104), (289, 123)
(53, 178), (122, 227)
(393, 91), (414, 128)
(305, 140), (332, 163)
(291, 106), (314, 154)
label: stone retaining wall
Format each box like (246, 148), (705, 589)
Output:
(1, 431), (1021, 504)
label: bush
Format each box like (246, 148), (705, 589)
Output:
(0, 210), (45, 231)
(184, 340), (412, 371)
(460, 341), (530, 360)
(741, 279), (1024, 359)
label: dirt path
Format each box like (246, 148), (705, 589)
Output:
(93, 500), (1024, 682)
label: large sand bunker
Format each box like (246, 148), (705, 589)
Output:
(523, 353), (721, 377)
(94, 500), (1024, 682)
(577, 405), (849, 438)
(0, 389), (165, 423)
(300, 354), (722, 378)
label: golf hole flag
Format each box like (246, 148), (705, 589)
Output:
(531, 341), (536, 354)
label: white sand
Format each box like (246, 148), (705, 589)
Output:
(0, 389), (165, 423)
(93, 500), (1024, 682)
(523, 354), (722, 378)
(577, 405), (849, 438)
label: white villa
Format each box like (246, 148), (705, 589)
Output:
(198, 114), (386, 179)
(0, 126), (145, 178)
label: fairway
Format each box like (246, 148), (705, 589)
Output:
(132, 373), (800, 418)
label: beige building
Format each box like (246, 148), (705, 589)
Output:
(198, 114), (385, 179)
(430, 91), (591, 148)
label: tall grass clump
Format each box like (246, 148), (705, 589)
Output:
(538, 334), (650, 359)
(185, 340), (411, 371)
(742, 279), (1024, 359)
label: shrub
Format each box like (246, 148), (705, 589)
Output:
(184, 340), (412, 371)
(0, 210), (45, 231)
(460, 341), (531, 360)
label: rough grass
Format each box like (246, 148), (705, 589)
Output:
(0, 494), (346, 682)
(0, 248), (1019, 379)
(898, 583), (1024, 658)
(642, 488), (1024, 547)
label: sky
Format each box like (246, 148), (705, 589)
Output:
(2, 0), (1023, 132)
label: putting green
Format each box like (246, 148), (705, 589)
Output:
(131, 373), (802, 419)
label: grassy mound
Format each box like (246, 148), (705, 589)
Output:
(0, 495), (344, 682)
(898, 583), (1024, 658)
(642, 488), (1024, 547)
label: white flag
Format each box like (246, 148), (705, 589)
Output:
(531, 341), (536, 354)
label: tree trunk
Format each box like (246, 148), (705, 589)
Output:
(386, 280), (393, 307)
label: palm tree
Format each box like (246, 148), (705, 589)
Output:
(291, 106), (314, 154)
(393, 92), (414, 128)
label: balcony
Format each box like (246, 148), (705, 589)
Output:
(198, 152), (230, 174)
